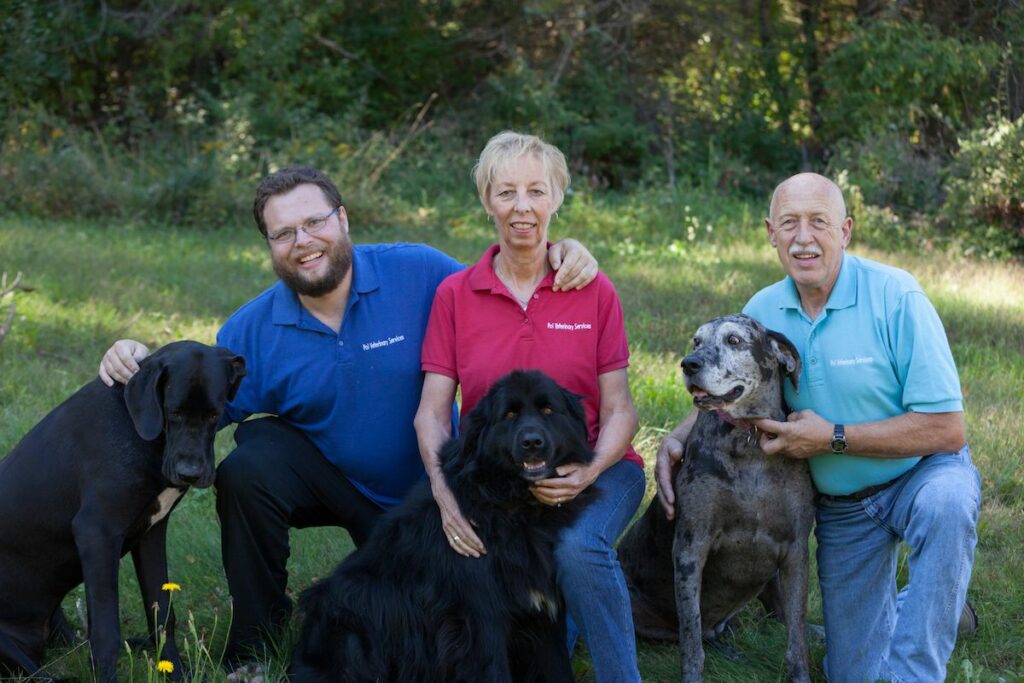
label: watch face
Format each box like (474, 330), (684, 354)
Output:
(831, 437), (847, 453)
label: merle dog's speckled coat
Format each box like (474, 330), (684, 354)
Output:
(291, 370), (593, 683)
(619, 314), (814, 682)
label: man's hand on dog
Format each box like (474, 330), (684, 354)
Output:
(753, 410), (832, 459)
(99, 339), (150, 386)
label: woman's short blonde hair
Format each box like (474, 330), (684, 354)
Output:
(473, 131), (570, 212)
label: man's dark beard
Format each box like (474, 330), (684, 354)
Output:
(273, 241), (353, 298)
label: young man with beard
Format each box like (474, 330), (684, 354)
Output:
(98, 166), (599, 672)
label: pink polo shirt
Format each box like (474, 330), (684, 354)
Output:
(421, 244), (642, 467)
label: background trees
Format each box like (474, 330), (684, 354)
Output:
(1, 0), (1021, 256)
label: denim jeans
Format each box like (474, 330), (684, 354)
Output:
(555, 459), (646, 683)
(816, 444), (981, 683)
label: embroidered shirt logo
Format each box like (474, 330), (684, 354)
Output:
(830, 356), (874, 367)
(362, 334), (406, 351)
(547, 321), (593, 331)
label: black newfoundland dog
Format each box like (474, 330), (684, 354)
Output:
(291, 370), (594, 683)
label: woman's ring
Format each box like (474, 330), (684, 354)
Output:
(452, 535), (460, 543)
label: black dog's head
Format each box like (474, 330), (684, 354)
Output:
(447, 370), (594, 487)
(124, 340), (245, 488)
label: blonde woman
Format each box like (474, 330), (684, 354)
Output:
(415, 131), (644, 682)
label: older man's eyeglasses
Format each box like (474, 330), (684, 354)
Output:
(266, 207), (341, 245)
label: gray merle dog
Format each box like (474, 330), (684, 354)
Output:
(619, 314), (814, 682)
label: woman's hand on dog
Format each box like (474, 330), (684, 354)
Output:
(430, 477), (486, 558)
(655, 434), (685, 519)
(656, 409), (698, 519)
(531, 462), (598, 507)
(99, 339), (150, 386)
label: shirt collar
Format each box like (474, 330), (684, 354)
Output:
(468, 243), (556, 293)
(779, 252), (856, 311)
(270, 246), (377, 326)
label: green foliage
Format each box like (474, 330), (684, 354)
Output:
(657, 30), (803, 196)
(941, 116), (1024, 258)
(827, 132), (947, 214)
(832, 170), (917, 253)
(819, 20), (1001, 149)
(2, 1), (1023, 257)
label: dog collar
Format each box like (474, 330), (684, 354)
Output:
(715, 410), (757, 432)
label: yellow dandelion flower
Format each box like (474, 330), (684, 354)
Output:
(161, 582), (181, 592)
(157, 660), (175, 674)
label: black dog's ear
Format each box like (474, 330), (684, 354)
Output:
(560, 386), (590, 444)
(454, 406), (489, 465)
(125, 356), (168, 441)
(218, 347), (247, 401)
(766, 329), (802, 394)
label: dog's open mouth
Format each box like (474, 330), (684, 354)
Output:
(521, 458), (551, 481)
(689, 385), (745, 409)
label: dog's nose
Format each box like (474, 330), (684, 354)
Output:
(519, 431), (545, 452)
(175, 462), (204, 484)
(681, 356), (702, 376)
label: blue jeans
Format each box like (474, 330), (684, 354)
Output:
(816, 444), (981, 683)
(555, 459), (645, 683)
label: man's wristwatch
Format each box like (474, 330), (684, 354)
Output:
(830, 424), (848, 454)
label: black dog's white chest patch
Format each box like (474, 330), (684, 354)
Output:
(147, 488), (185, 529)
(527, 588), (559, 619)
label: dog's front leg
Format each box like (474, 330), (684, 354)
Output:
(132, 517), (182, 678)
(72, 513), (124, 683)
(673, 530), (709, 683)
(778, 540), (812, 683)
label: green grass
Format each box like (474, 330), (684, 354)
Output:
(1, 188), (1022, 681)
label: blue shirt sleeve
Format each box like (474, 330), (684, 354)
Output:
(890, 291), (963, 414)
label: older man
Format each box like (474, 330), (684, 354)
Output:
(657, 173), (980, 682)
(99, 166), (598, 672)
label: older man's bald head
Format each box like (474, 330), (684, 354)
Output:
(768, 173), (847, 222)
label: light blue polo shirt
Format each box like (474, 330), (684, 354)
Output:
(743, 253), (963, 496)
(217, 243), (463, 507)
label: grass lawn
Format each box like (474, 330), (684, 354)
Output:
(1, 188), (1021, 681)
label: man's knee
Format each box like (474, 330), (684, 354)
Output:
(912, 470), (980, 534)
(216, 445), (277, 499)
(217, 418), (310, 496)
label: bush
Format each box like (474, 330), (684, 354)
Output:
(827, 131), (947, 214)
(941, 117), (1024, 258)
(820, 20), (1001, 150)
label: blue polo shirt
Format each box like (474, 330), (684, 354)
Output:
(743, 253), (963, 496)
(217, 243), (463, 508)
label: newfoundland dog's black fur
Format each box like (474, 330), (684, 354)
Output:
(291, 370), (595, 683)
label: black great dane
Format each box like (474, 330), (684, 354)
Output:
(619, 314), (815, 682)
(0, 341), (245, 682)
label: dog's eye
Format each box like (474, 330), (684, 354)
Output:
(727, 335), (741, 346)
(540, 407), (554, 416)
(504, 410), (518, 420)
(692, 337), (701, 348)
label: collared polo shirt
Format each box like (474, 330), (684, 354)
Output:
(217, 243), (462, 507)
(421, 244), (642, 467)
(743, 253), (962, 496)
